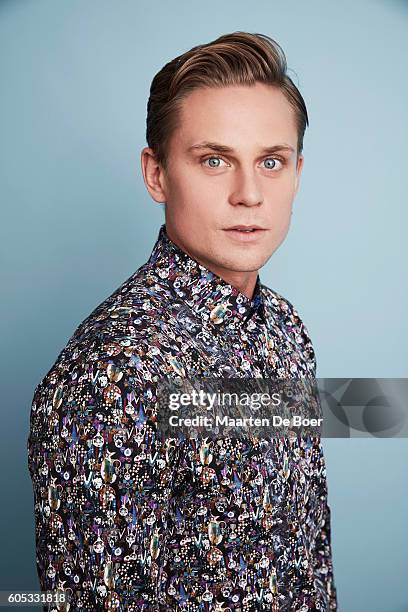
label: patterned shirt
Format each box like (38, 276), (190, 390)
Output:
(27, 223), (337, 611)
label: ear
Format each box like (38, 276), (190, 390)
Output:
(294, 154), (304, 196)
(140, 147), (167, 203)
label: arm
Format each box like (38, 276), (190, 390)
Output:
(27, 344), (180, 610)
(308, 437), (338, 610)
(270, 289), (318, 377)
(281, 296), (338, 607)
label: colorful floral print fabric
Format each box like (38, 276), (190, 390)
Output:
(27, 223), (337, 611)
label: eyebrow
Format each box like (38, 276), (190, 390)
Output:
(187, 141), (296, 155)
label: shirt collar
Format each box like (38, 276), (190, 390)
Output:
(145, 224), (267, 329)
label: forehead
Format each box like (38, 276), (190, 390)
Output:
(174, 83), (298, 150)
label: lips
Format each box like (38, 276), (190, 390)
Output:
(225, 225), (265, 232)
(223, 226), (267, 243)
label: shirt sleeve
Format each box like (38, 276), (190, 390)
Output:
(272, 290), (318, 376)
(312, 475), (338, 610)
(295, 437), (338, 611)
(27, 344), (180, 611)
(279, 295), (338, 607)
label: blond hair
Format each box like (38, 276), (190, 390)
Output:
(146, 31), (308, 170)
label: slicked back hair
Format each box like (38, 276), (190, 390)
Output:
(146, 31), (309, 170)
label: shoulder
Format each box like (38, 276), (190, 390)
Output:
(261, 283), (317, 375)
(261, 284), (306, 324)
(29, 265), (173, 442)
(28, 327), (166, 462)
(50, 263), (174, 370)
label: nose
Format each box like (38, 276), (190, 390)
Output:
(228, 166), (264, 207)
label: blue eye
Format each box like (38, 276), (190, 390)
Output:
(203, 157), (225, 168)
(202, 156), (284, 170)
(263, 158), (282, 170)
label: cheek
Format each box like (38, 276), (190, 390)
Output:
(265, 182), (295, 232)
(267, 173), (297, 201)
(167, 165), (217, 207)
(174, 179), (220, 216)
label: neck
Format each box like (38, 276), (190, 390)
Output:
(164, 225), (259, 299)
(217, 270), (258, 299)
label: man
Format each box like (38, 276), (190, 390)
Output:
(28, 31), (337, 611)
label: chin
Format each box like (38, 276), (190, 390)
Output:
(219, 258), (265, 273)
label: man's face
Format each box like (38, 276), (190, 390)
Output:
(142, 82), (303, 293)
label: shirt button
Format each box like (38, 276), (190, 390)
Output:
(209, 303), (228, 324)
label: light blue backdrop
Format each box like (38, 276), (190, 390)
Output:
(1, 1), (407, 610)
